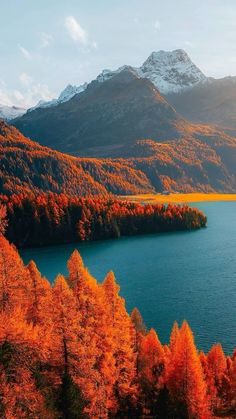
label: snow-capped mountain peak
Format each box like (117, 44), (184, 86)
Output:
(94, 50), (206, 95)
(27, 82), (88, 113)
(58, 83), (88, 102)
(138, 49), (206, 94)
(0, 104), (26, 121)
(96, 65), (139, 83)
(26, 49), (207, 113)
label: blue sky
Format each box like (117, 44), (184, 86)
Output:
(1, 0), (236, 107)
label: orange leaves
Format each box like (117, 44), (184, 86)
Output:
(1, 235), (236, 418)
(139, 329), (165, 387)
(0, 204), (7, 236)
(1, 192), (207, 247)
(166, 321), (210, 418)
(0, 236), (31, 313)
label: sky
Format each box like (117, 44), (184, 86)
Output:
(1, 0), (236, 108)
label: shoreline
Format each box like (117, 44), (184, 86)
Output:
(119, 192), (236, 204)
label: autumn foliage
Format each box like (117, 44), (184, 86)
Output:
(0, 235), (236, 418)
(0, 192), (207, 247)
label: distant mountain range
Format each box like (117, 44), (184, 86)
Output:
(6, 48), (236, 136)
(13, 69), (184, 154)
(166, 76), (236, 134)
(1, 49), (236, 193)
(2, 105), (236, 194)
(26, 48), (206, 111)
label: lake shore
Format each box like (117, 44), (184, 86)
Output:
(119, 193), (236, 204)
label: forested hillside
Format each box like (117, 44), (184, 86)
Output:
(0, 120), (153, 196)
(0, 222), (235, 418)
(0, 193), (206, 247)
(1, 119), (236, 194)
(11, 70), (236, 192)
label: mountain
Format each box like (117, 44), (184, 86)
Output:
(138, 49), (206, 94)
(13, 69), (185, 155)
(0, 120), (154, 196)
(0, 104), (26, 121)
(27, 82), (88, 112)
(95, 49), (206, 95)
(29, 49), (205, 112)
(166, 76), (236, 133)
(24, 48), (236, 134)
(10, 66), (236, 192)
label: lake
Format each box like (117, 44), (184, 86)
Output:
(20, 201), (236, 354)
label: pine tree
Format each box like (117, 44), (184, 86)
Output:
(0, 236), (31, 313)
(207, 344), (227, 410)
(102, 271), (137, 415)
(26, 260), (52, 326)
(0, 307), (51, 418)
(166, 321), (210, 419)
(67, 250), (110, 417)
(169, 321), (180, 354)
(138, 328), (166, 416)
(0, 205), (7, 236)
(50, 274), (87, 418)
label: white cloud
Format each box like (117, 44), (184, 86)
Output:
(65, 16), (88, 44)
(19, 45), (32, 59)
(13, 90), (24, 102)
(92, 41), (98, 49)
(154, 20), (161, 31)
(0, 89), (12, 106)
(0, 79), (6, 88)
(184, 41), (195, 48)
(64, 15), (97, 50)
(0, 78), (54, 108)
(41, 32), (53, 48)
(19, 72), (33, 86)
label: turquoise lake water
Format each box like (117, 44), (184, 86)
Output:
(20, 201), (236, 353)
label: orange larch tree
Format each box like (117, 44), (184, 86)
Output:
(138, 328), (166, 417)
(26, 260), (52, 326)
(0, 236), (31, 313)
(207, 343), (227, 410)
(166, 321), (211, 419)
(67, 250), (111, 418)
(102, 271), (137, 416)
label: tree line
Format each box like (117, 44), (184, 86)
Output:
(0, 231), (235, 418)
(0, 192), (207, 247)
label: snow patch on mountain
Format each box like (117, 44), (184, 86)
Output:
(0, 105), (26, 121)
(138, 49), (206, 94)
(94, 50), (206, 94)
(27, 83), (88, 113)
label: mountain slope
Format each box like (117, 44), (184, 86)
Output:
(28, 82), (88, 112)
(0, 120), (154, 196)
(167, 76), (236, 133)
(29, 49), (205, 112)
(13, 69), (184, 155)
(11, 66), (236, 193)
(0, 104), (26, 121)
(2, 119), (236, 193)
